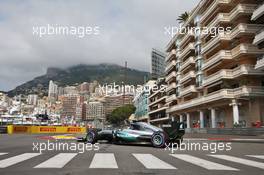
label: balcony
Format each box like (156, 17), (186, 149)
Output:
(205, 13), (230, 32)
(179, 32), (194, 48)
(150, 116), (170, 123)
(203, 44), (264, 71)
(180, 56), (195, 71)
(202, 33), (230, 55)
(231, 43), (264, 58)
(251, 2), (264, 21)
(148, 86), (166, 99)
(205, 4), (256, 32)
(167, 86), (264, 113)
(253, 29), (264, 46)
(165, 71), (177, 82)
(200, 0), (231, 24)
(148, 96), (167, 107)
(166, 94), (177, 103)
(255, 56), (264, 70)
(230, 23), (263, 40)
(166, 49), (176, 62)
(166, 82), (176, 92)
(179, 85), (197, 97)
(179, 71), (196, 84)
(202, 50), (232, 70)
(165, 60), (176, 73)
(202, 23), (261, 55)
(148, 106), (168, 115)
(203, 65), (264, 86)
(180, 43), (194, 59)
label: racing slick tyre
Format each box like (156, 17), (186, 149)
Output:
(151, 132), (168, 148)
(86, 130), (97, 144)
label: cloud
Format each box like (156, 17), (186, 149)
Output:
(0, 0), (199, 91)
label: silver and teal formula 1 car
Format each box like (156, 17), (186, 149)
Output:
(78, 121), (185, 148)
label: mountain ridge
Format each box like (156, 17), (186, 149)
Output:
(7, 63), (150, 97)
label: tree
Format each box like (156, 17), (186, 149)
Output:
(177, 12), (189, 23)
(108, 104), (136, 126)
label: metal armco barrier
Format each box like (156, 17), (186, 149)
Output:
(7, 125), (86, 134)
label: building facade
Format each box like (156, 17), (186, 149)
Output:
(48, 80), (58, 99)
(102, 94), (133, 118)
(61, 94), (78, 119)
(148, 78), (168, 127)
(86, 101), (105, 120)
(151, 48), (166, 79)
(133, 80), (156, 122)
(27, 94), (38, 106)
(165, 0), (264, 129)
(252, 1), (264, 70)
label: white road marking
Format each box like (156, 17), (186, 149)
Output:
(34, 153), (78, 168)
(171, 154), (238, 171)
(89, 153), (118, 169)
(231, 139), (264, 141)
(133, 154), (176, 169)
(246, 155), (264, 160)
(0, 153), (41, 168)
(209, 155), (264, 169)
(0, 153), (8, 156)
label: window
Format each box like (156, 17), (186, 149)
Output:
(196, 74), (203, 87)
(195, 59), (203, 72)
(176, 87), (180, 97)
(176, 63), (180, 72)
(195, 44), (201, 57)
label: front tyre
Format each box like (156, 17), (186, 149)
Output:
(151, 132), (167, 148)
(86, 130), (97, 144)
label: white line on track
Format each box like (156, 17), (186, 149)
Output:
(89, 153), (118, 169)
(0, 153), (41, 168)
(0, 153), (8, 156)
(171, 154), (238, 170)
(133, 154), (176, 169)
(34, 153), (78, 168)
(209, 155), (264, 169)
(246, 155), (264, 160)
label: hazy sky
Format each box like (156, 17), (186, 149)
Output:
(0, 0), (199, 91)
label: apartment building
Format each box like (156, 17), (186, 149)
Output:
(252, 1), (264, 70)
(102, 94), (133, 118)
(165, 0), (264, 129)
(48, 80), (58, 100)
(133, 80), (156, 122)
(86, 101), (105, 120)
(151, 48), (166, 79)
(76, 96), (86, 121)
(61, 94), (78, 118)
(27, 94), (38, 106)
(148, 78), (168, 127)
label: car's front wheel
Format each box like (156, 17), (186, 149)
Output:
(86, 130), (97, 144)
(151, 132), (168, 148)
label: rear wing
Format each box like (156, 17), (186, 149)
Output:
(161, 121), (185, 140)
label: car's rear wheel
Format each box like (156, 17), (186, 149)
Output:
(151, 132), (168, 148)
(86, 130), (97, 144)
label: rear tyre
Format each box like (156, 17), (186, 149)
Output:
(151, 132), (168, 148)
(86, 130), (97, 144)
